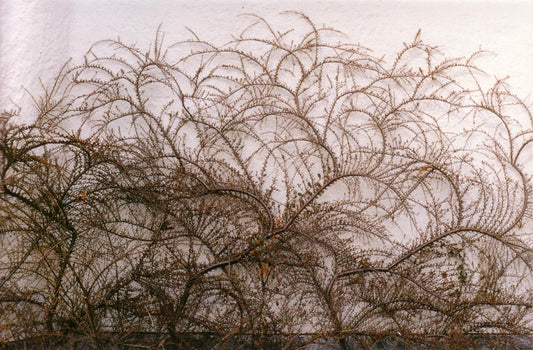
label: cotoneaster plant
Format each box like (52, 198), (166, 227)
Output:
(1, 12), (532, 350)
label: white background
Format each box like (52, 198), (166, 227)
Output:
(1, 0), (532, 122)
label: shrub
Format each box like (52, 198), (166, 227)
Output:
(1, 13), (532, 349)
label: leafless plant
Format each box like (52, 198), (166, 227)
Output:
(1, 12), (532, 349)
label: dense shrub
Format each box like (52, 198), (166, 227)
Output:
(1, 13), (532, 349)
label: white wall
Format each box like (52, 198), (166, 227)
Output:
(1, 0), (532, 122)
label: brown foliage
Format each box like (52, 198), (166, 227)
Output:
(1, 13), (532, 349)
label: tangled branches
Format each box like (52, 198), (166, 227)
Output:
(1, 13), (532, 349)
